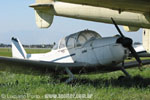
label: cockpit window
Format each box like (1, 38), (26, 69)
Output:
(67, 36), (75, 48)
(52, 44), (58, 50)
(84, 32), (97, 40)
(78, 35), (87, 45)
(59, 38), (66, 49)
(77, 30), (101, 46)
(53, 30), (101, 50)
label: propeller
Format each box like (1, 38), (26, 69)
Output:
(111, 18), (142, 70)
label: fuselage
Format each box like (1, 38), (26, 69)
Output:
(27, 30), (129, 68)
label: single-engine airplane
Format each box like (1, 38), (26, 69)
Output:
(0, 19), (150, 83)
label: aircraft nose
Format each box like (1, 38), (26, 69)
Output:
(116, 37), (133, 48)
(110, 44), (129, 63)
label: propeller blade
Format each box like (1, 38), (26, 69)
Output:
(111, 18), (125, 38)
(128, 46), (142, 65)
(111, 17), (143, 69)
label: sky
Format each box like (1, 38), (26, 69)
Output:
(0, 0), (142, 45)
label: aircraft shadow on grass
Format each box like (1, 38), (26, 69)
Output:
(58, 75), (150, 88)
(0, 75), (149, 89)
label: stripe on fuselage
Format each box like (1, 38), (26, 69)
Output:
(51, 53), (75, 62)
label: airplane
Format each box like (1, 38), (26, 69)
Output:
(0, 19), (150, 83)
(29, 0), (150, 55)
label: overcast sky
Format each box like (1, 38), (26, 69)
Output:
(0, 0), (142, 44)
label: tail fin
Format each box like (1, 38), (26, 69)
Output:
(11, 37), (27, 59)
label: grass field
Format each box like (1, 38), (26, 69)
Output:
(0, 48), (150, 100)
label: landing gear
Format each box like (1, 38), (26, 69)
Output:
(120, 67), (131, 78)
(65, 67), (75, 83)
(118, 67), (131, 80)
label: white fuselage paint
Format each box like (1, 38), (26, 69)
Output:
(27, 37), (128, 66)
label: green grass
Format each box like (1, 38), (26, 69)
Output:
(0, 48), (12, 57)
(0, 48), (50, 57)
(25, 48), (50, 54)
(0, 48), (150, 100)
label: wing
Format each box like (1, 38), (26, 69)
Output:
(129, 52), (150, 57)
(0, 56), (86, 75)
(58, 0), (150, 13)
(116, 59), (150, 69)
(0, 56), (150, 75)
